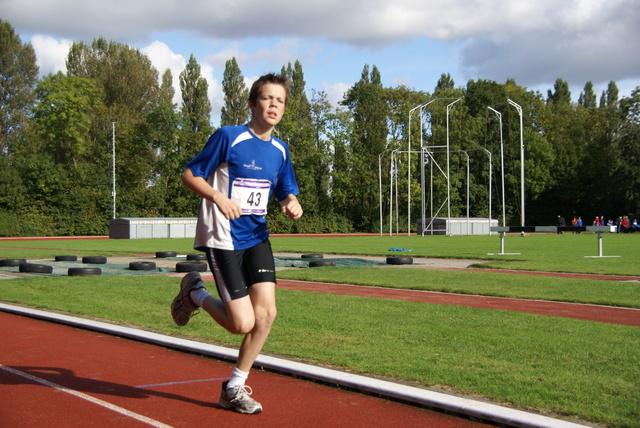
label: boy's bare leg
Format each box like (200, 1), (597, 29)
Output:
(235, 282), (277, 372)
(198, 282), (276, 367)
(200, 294), (254, 334)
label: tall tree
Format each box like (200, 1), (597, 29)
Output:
(547, 78), (571, 105)
(0, 20), (39, 150)
(342, 64), (389, 230)
(159, 68), (175, 106)
(180, 54), (212, 134)
(618, 87), (640, 217)
(578, 81), (597, 109)
(32, 72), (104, 167)
(276, 61), (324, 222)
(66, 37), (160, 115)
(434, 73), (455, 94)
(220, 57), (249, 126)
(600, 81), (619, 109)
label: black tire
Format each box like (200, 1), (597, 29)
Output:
(55, 255), (78, 262)
(0, 258), (27, 267)
(82, 256), (107, 264)
(386, 256), (413, 265)
(186, 253), (207, 261)
(156, 251), (177, 258)
(129, 261), (157, 271)
(68, 267), (102, 276)
(19, 263), (53, 274)
(301, 254), (323, 259)
(175, 261), (207, 273)
(309, 260), (336, 267)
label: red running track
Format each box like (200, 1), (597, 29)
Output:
(277, 280), (640, 326)
(0, 311), (490, 428)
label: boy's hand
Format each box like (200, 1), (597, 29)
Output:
(280, 195), (303, 220)
(213, 192), (243, 220)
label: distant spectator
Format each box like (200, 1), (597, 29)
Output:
(622, 216), (630, 233)
(556, 215), (565, 234)
(615, 216), (622, 233)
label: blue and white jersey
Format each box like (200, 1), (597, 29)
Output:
(186, 125), (299, 251)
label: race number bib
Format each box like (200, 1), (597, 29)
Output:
(230, 178), (271, 216)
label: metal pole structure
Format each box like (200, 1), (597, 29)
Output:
(389, 150), (397, 236)
(507, 99), (525, 227)
(482, 148), (492, 231)
(465, 151), (469, 234)
(407, 104), (423, 236)
(378, 150), (386, 236)
(111, 120), (116, 220)
(488, 107), (505, 227)
(452, 150), (469, 234)
(446, 98), (462, 235)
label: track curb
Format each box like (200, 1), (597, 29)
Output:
(0, 302), (590, 428)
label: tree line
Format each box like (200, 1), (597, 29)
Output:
(1, 19), (639, 236)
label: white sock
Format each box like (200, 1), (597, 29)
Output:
(189, 288), (211, 307)
(227, 366), (249, 389)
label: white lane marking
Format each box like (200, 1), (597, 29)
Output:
(135, 377), (228, 388)
(0, 364), (173, 428)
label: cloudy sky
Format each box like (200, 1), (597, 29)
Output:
(3, 0), (639, 125)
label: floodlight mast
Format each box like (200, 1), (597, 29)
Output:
(507, 99), (525, 227)
(111, 119), (116, 220)
(446, 98), (462, 235)
(482, 148), (492, 230)
(488, 107), (506, 227)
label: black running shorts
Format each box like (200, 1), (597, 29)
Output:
(205, 239), (276, 302)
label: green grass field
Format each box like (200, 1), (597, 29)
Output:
(1, 234), (639, 427)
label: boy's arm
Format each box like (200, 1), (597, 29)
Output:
(279, 194), (303, 220)
(181, 168), (242, 220)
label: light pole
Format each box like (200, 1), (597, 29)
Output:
(488, 107), (506, 227)
(507, 99), (525, 227)
(482, 148), (492, 230)
(111, 120), (116, 220)
(446, 98), (462, 235)
(378, 149), (391, 236)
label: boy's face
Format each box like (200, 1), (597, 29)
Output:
(249, 83), (287, 129)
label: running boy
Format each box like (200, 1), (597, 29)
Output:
(171, 73), (302, 414)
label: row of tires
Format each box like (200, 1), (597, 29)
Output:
(0, 252), (210, 276)
(0, 252), (412, 275)
(300, 253), (413, 267)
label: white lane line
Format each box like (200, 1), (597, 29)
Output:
(1, 364), (173, 428)
(135, 377), (228, 388)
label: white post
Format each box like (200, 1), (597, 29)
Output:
(111, 120), (116, 220)
(488, 107), (505, 227)
(446, 98), (462, 235)
(464, 151), (469, 234)
(378, 151), (385, 236)
(482, 148), (492, 232)
(408, 104), (423, 236)
(507, 99), (525, 227)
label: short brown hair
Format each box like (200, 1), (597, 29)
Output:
(248, 73), (291, 105)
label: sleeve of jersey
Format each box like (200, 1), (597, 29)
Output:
(185, 128), (230, 179)
(274, 145), (300, 201)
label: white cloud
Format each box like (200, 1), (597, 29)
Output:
(7, 0), (639, 108)
(199, 62), (222, 120)
(30, 35), (72, 75)
(142, 42), (223, 119)
(458, 0), (640, 87)
(141, 41), (186, 105)
(322, 82), (351, 108)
